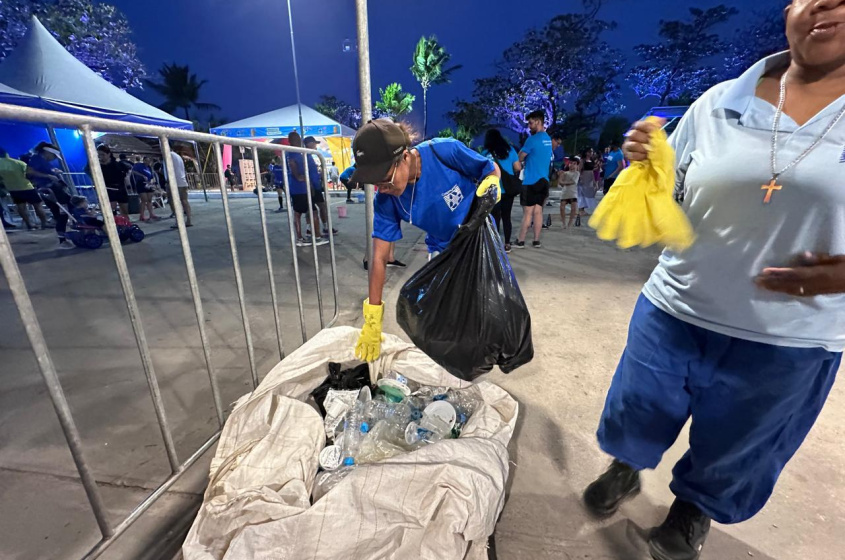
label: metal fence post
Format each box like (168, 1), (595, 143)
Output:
(252, 149), (285, 360)
(160, 137), (225, 425)
(316, 152), (340, 327)
(0, 216), (112, 538)
(81, 126), (180, 473)
(192, 141), (208, 202)
(301, 153), (325, 328)
(213, 142), (259, 389)
(281, 151), (309, 343)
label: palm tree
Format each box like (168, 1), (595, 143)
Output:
(145, 63), (221, 121)
(410, 36), (462, 137)
(374, 83), (415, 121)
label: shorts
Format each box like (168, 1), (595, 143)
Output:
(107, 186), (129, 204)
(311, 189), (325, 204)
(177, 186), (189, 201)
(521, 179), (549, 207)
(291, 193), (310, 214)
(135, 183), (152, 194)
(10, 189), (41, 205)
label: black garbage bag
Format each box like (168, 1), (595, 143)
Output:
(396, 216), (534, 381)
(310, 362), (371, 416)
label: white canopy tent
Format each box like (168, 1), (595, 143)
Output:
(210, 104), (355, 139)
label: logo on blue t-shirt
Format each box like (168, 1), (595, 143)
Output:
(442, 185), (463, 211)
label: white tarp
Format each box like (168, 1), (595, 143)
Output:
(182, 327), (517, 560)
(210, 104), (356, 138)
(0, 16), (192, 128)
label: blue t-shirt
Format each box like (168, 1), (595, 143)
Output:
(519, 131), (553, 185)
(270, 164), (285, 185)
(27, 153), (62, 189)
(484, 146), (519, 178)
(604, 149), (625, 179)
(373, 138), (497, 253)
(340, 165), (355, 183)
(286, 153), (322, 195)
(132, 162), (152, 186)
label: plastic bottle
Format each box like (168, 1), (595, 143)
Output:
(313, 466), (354, 502)
(446, 388), (482, 436)
(404, 402), (456, 447)
(356, 419), (409, 464)
(365, 396), (412, 425)
(340, 388), (371, 467)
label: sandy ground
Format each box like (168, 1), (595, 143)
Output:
(0, 195), (842, 560)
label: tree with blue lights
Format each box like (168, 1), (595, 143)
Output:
(723, 2), (788, 80)
(627, 5), (738, 106)
(0, 0), (146, 90)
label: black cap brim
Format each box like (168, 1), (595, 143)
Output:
(349, 156), (397, 185)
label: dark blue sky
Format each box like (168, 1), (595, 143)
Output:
(112, 0), (766, 133)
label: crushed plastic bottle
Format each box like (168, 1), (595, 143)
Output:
(404, 401), (457, 447)
(313, 466), (354, 502)
(365, 396), (412, 425)
(340, 387), (372, 467)
(446, 387), (483, 436)
(356, 419), (409, 464)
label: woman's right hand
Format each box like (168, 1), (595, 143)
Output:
(622, 118), (666, 162)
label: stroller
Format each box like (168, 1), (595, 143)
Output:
(65, 214), (146, 249)
(45, 190), (145, 249)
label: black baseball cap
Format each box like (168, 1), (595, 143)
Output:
(350, 119), (409, 184)
(303, 136), (318, 146)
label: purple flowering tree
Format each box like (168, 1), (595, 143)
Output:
(0, 0), (146, 90)
(626, 6), (738, 106)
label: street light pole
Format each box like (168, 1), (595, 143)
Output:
(286, 0), (306, 137)
(355, 0), (374, 266)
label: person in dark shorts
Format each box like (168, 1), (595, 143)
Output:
(27, 143), (73, 248)
(603, 142), (625, 194)
(286, 131), (327, 247)
(513, 110), (553, 248)
(0, 146), (49, 230)
(88, 145), (130, 217)
(303, 136), (338, 237)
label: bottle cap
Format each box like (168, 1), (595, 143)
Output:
(343, 457), (355, 467)
(319, 445), (342, 471)
(360, 422), (370, 433)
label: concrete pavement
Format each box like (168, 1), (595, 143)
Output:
(1, 197), (842, 559)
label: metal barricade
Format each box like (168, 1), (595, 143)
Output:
(0, 102), (340, 560)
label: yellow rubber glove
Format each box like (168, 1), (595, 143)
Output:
(589, 117), (695, 251)
(476, 174), (501, 203)
(355, 298), (384, 362)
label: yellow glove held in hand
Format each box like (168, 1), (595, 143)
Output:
(355, 298), (384, 362)
(476, 174), (501, 203)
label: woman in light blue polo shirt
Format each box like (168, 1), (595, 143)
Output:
(584, 2), (845, 559)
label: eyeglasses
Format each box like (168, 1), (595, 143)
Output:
(376, 160), (400, 192)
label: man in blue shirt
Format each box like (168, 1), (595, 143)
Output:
(349, 118), (500, 362)
(286, 131), (327, 246)
(26, 143), (73, 248)
(340, 163), (356, 202)
(269, 157), (286, 213)
(303, 136), (338, 237)
(603, 142), (625, 194)
(513, 110), (553, 248)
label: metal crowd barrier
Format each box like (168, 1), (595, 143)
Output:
(0, 102), (340, 559)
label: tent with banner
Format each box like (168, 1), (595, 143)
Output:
(210, 104), (355, 171)
(0, 16), (192, 179)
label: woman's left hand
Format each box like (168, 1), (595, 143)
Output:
(755, 253), (845, 296)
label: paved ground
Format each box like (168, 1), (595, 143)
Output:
(1, 195), (842, 560)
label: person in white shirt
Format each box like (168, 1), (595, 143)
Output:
(166, 147), (193, 228)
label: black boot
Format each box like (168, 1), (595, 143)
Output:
(648, 499), (711, 560)
(583, 459), (641, 517)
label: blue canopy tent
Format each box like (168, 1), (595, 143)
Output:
(210, 104), (355, 139)
(0, 16), (191, 182)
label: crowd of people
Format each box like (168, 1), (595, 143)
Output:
(0, 141), (197, 246)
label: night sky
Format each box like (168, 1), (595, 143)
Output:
(111, 0), (768, 133)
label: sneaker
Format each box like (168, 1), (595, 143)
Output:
(514, 241), (525, 249)
(314, 237), (329, 246)
(648, 500), (711, 560)
(504, 243), (512, 253)
(533, 241), (542, 248)
(274, 207), (286, 213)
(323, 228), (339, 236)
(387, 260), (407, 268)
(295, 237), (308, 247)
(583, 459), (641, 518)
(57, 240), (76, 250)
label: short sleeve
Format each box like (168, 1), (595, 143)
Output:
(430, 139), (496, 180)
(519, 135), (535, 156)
(372, 193), (403, 242)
